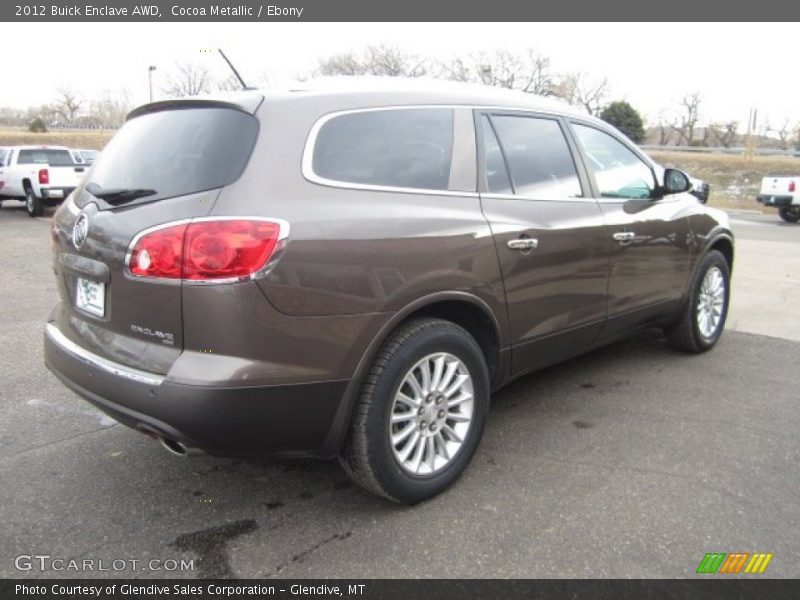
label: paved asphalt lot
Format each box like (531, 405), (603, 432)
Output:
(0, 202), (798, 579)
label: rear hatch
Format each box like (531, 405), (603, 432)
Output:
(51, 100), (261, 374)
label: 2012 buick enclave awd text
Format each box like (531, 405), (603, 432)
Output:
(45, 81), (733, 503)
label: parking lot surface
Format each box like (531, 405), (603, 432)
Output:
(0, 203), (798, 578)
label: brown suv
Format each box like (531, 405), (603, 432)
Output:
(44, 81), (733, 503)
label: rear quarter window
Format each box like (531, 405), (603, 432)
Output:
(309, 108), (454, 191)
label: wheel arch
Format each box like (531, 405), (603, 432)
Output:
(707, 233), (734, 270)
(319, 291), (507, 457)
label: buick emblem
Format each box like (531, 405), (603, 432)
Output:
(73, 214), (89, 250)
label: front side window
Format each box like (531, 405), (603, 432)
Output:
(488, 115), (582, 199)
(572, 124), (655, 199)
(311, 108), (454, 191)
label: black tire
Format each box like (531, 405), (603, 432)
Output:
(665, 250), (730, 353)
(778, 207), (800, 223)
(25, 188), (43, 217)
(340, 318), (490, 504)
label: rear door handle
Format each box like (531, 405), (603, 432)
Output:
(507, 238), (539, 251)
(613, 231), (636, 242)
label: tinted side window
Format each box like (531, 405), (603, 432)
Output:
(481, 116), (512, 194)
(490, 115), (582, 199)
(572, 124), (655, 199)
(312, 109), (454, 191)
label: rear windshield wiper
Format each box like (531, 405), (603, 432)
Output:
(85, 182), (157, 205)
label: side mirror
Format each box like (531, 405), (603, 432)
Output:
(663, 168), (691, 195)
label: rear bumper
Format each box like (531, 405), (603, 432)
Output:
(41, 187), (75, 202)
(44, 322), (348, 457)
(757, 194), (795, 207)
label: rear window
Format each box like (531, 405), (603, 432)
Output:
(18, 149), (74, 166)
(311, 108), (454, 191)
(83, 107), (257, 205)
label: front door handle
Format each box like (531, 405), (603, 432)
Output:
(507, 238), (539, 251)
(613, 231), (636, 242)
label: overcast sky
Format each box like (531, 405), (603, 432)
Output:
(1, 22), (796, 129)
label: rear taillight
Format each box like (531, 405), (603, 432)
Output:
(789, 181), (796, 192)
(38, 169), (49, 185)
(127, 218), (288, 282)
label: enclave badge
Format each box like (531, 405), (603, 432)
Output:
(72, 213), (89, 250)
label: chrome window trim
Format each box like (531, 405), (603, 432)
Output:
(302, 105), (477, 197)
(302, 104), (618, 199)
(45, 323), (165, 387)
(481, 192), (598, 204)
(124, 216), (291, 286)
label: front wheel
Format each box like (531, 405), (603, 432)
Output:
(25, 189), (43, 217)
(778, 207), (800, 223)
(665, 250), (730, 353)
(340, 318), (490, 504)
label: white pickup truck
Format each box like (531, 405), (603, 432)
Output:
(757, 176), (800, 223)
(0, 145), (88, 217)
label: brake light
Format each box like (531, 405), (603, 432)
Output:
(127, 219), (287, 282)
(38, 169), (49, 185)
(789, 181), (796, 192)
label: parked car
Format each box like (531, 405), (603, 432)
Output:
(0, 145), (88, 216)
(0, 147), (8, 208)
(72, 148), (100, 165)
(44, 82), (734, 503)
(756, 176), (800, 222)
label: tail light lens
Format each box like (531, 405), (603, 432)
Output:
(789, 181), (796, 192)
(38, 169), (49, 185)
(127, 218), (287, 282)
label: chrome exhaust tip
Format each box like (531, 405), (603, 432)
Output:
(159, 437), (187, 456)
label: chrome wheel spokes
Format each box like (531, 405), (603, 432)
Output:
(389, 352), (474, 476)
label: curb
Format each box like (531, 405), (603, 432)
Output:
(724, 209), (764, 215)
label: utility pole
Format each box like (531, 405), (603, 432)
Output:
(148, 65), (157, 103)
(744, 107), (758, 162)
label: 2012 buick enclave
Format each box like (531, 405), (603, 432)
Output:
(44, 80), (733, 503)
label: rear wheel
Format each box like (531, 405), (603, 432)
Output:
(665, 250), (730, 353)
(340, 318), (490, 504)
(778, 207), (800, 223)
(25, 188), (43, 217)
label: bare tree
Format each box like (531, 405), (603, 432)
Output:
(437, 49), (555, 95)
(89, 88), (131, 128)
(658, 122), (672, 145)
(775, 119), (792, 150)
(669, 92), (701, 145)
(162, 61), (212, 98)
(53, 87), (83, 123)
(217, 74), (244, 92)
(318, 45), (428, 78)
(553, 72), (608, 115)
(707, 121), (738, 148)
